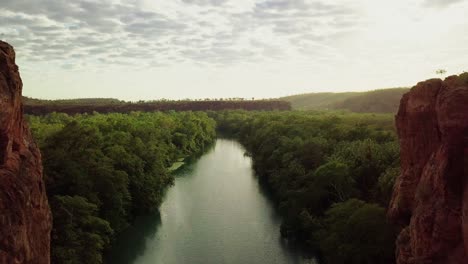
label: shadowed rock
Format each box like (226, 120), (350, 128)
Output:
(389, 75), (468, 264)
(0, 41), (51, 264)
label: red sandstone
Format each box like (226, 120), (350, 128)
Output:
(0, 41), (51, 264)
(389, 75), (468, 264)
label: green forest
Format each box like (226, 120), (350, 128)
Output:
(2, 0), (466, 261)
(28, 109), (400, 264)
(213, 111), (399, 264)
(28, 112), (216, 264)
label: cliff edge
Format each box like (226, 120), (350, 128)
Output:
(0, 41), (51, 263)
(389, 75), (468, 263)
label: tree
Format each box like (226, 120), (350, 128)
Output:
(436, 69), (447, 76)
(313, 161), (357, 202)
(31, 111), (217, 263)
(50, 195), (113, 264)
(375, 167), (399, 206)
(316, 199), (396, 264)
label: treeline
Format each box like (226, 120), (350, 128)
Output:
(28, 111), (216, 264)
(212, 111), (399, 264)
(23, 97), (125, 106)
(23, 97), (291, 115)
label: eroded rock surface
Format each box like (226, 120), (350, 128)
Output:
(0, 41), (51, 263)
(389, 75), (468, 264)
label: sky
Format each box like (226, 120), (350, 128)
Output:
(1, 0), (467, 100)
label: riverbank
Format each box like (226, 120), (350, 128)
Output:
(108, 139), (315, 264)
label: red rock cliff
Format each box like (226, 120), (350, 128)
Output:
(389, 75), (468, 263)
(0, 41), (51, 263)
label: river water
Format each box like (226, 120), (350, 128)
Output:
(108, 139), (315, 264)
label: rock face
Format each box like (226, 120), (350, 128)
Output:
(0, 41), (51, 263)
(389, 75), (468, 263)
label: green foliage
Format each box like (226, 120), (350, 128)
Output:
(51, 195), (113, 264)
(313, 161), (356, 203)
(30, 111), (216, 264)
(32, 109), (401, 263)
(435, 69), (447, 76)
(375, 167), (400, 205)
(329, 139), (399, 200)
(212, 110), (399, 263)
(317, 199), (396, 264)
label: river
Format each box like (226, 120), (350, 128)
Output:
(108, 139), (315, 264)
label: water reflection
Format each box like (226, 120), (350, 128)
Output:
(107, 212), (162, 264)
(109, 139), (316, 264)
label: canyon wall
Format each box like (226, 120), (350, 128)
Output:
(389, 75), (468, 263)
(0, 41), (51, 263)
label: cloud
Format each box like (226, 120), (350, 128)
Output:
(181, 0), (229, 6)
(424, 0), (465, 7)
(0, 0), (359, 68)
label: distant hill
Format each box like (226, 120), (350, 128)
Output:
(280, 92), (359, 110)
(23, 87), (409, 114)
(280, 88), (409, 113)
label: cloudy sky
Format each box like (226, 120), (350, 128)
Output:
(1, 0), (467, 100)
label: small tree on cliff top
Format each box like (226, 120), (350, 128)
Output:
(435, 69), (447, 76)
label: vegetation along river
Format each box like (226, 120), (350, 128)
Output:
(109, 139), (316, 264)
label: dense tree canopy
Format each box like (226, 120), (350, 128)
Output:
(316, 199), (395, 264)
(28, 111), (216, 264)
(211, 110), (399, 264)
(29, 109), (400, 264)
